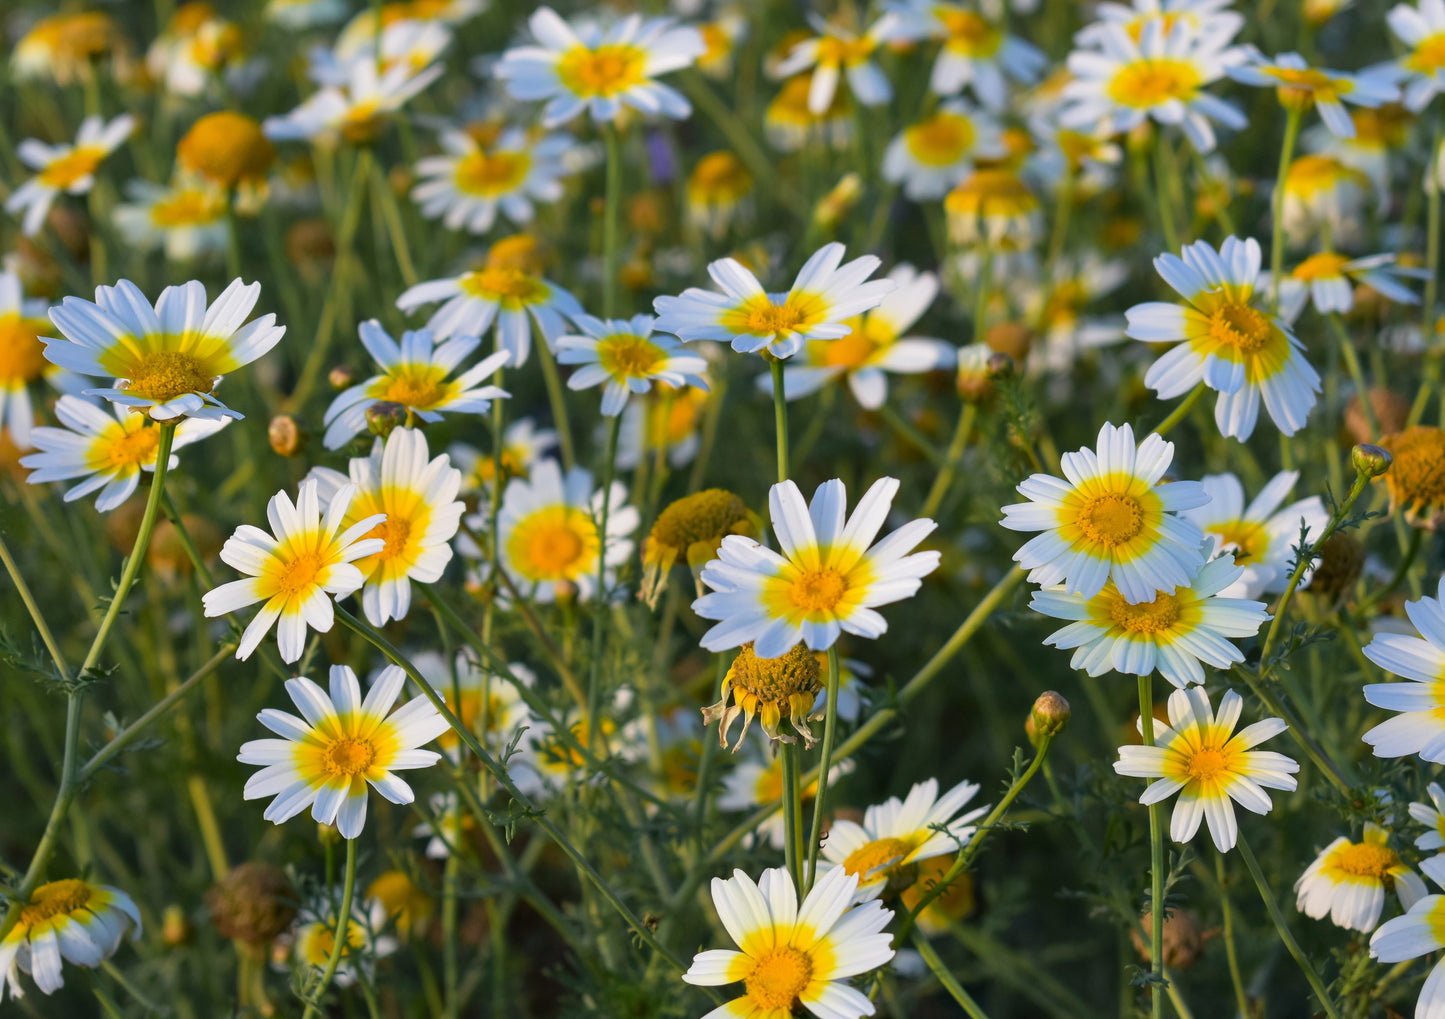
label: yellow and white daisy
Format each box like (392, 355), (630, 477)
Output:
(396, 257), (584, 364)
(145, 5), (249, 98)
(266, 0), (348, 29)
(765, 74), (855, 152)
(495, 7), (706, 127)
(45, 277), (287, 422)
(717, 747), (854, 849)
(1073, 0), (1244, 52)
(882, 100), (1007, 201)
(1000, 421), (1209, 604)
(6, 114), (135, 237)
(0, 270), (54, 447)
(448, 418), (557, 497)
(653, 242), (896, 360)
(0, 879), (141, 1000)
(312, 18), (453, 85)
(1114, 687), (1299, 852)
(332, 0), (484, 57)
(238, 664), (448, 839)
(693, 476), (940, 658)
(773, 13), (900, 114)
(615, 383), (711, 470)
(497, 458), (638, 603)
(112, 177), (230, 263)
(321, 321), (510, 450)
(1411, 782), (1445, 852)
(12, 12), (129, 87)
(1390, 0), (1445, 112)
(411, 128), (575, 235)
(686, 151), (754, 239)
(202, 479), (386, 662)
(696, 7), (748, 79)
(767, 265), (955, 409)
(556, 313), (709, 416)
(263, 56), (443, 145)
(1228, 50), (1400, 139)
(1361, 579), (1445, 764)
(943, 168), (1043, 247)
(682, 865), (895, 1019)
(1370, 882), (1445, 1018)
(21, 396), (225, 512)
(1281, 154), (1369, 248)
(306, 427), (464, 627)
(1277, 252), (1427, 320)
(1030, 556), (1270, 689)
(1124, 236), (1321, 439)
(287, 888), (397, 987)
(1061, 20), (1246, 153)
(819, 778), (987, 902)
(1295, 824), (1426, 932)
(893, 0), (1048, 109)
(411, 652), (534, 761)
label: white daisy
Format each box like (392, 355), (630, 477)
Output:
(0, 270), (55, 446)
(1277, 252), (1428, 320)
(448, 418), (557, 497)
(0, 879), (141, 1000)
(881, 99), (1007, 201)
(111, 177), (230, 263)
(890, 0), (1047, 109)
(1388, 0), (1445, 112)
(263, 57), (443, 144)
(6, 114), (135, 237)
(1295, 823), (1427, 933)
(1180, 470), (1329, 599)
(556, 313), (709, 416)
(411, 128), (575, 235)
(1410, 782), (1445, 852)
(773, 13), (900, 114)
(1073, 0), (1244, 53)
(1361, 579), (1445, 764)
(1227, 50), (1400, 139)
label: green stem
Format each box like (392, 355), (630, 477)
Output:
(1235, 832), (1342, 1019)
(923, 247), (991, 516)
(1214, 852), (1252, 1019)
(780, 742), (803, 893)
(301, 836), (358, 1019)
(224, 197), (243, 282)
(534, 318), (576, 470)
(1149, 381), (1208, 438)
(1138, 674), (1165, 1019)
(1270, 108), (1303, 312)
(0, 530), (72, 681)
(443, 850), (459, 1019)
(370, 155), (418, 287)
(803, 645), (842, 893)
(602, 126), (623, 318)
(1328, 312), (1377, 438)
(1152, 131), (1180, 253)
(1413, 112), (1445, 427)
(771, 358), (789, 483)
(586, 415), (622, 750)
(913, 931), (991, 1019)
(876, 403), (943, 466)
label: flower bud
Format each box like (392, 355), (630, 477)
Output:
(366, 401), (407, 439)
(317, 822), (342, 846)
(1352, 443), (1393, 478)
(268, 414), (304, 457)
(162, 904), (192, 946)
(328, 365), (355, 390)
(206, 862), (296, 948)
(1029, 690), (1070, 741)
(813, 172), (862, 230)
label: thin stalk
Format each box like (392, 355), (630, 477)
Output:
(224, 198), (243, 282)
(443, 850), (459, 1019)
(692, 653), (728, 852)
(602, 126), (623, 318)
(1149, 381), (1208, 438)
(1412, 113), (1445, 427)
(370, 156), (418, 286)
(1138, 674), (1165, 1019)
(923, 247), (992, 516)
(780, 743), (803, 892)
(1214, 852), (1252, 1019)
(534, 319), (576, 469)
(1236, 832), (1342, 1019)
(913, 931), (990, 1019)
(1270, 108), (1304, 312)
(0, 530), (71, 680)
(1152, 132), (1181, 252)
(1329, 312), (1377, 438)
(803, 645), (842, 893)
(771, 358), (790, 483)
(586, 415), (622, 749)
(300, 836), (358, 1019)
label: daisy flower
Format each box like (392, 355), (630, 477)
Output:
(1000, 421), (1208, 604)
(652, 242), (896, 360)
(21, 396), (226, 512)
(395, 259), (583, 365)
(615, 383), (711, 470)
(305, 427), (464, 627)
(693, 476), (940, 658)
(497, 458), (638, 603)
(322, 321), (510, 450)
(411, 128), (575, 235)
(1061, 20), (1246, 153)
(5, 114), (135, 237)
(411, 652), (535, 760)
(1361, 579), (1445, 763)
(1228, 50), (1400, 139)
(263, 57), (443, 145)
(696, 7), (748, 79)
(1411, 782), (1445, 852)
(495, 7), (706, 127)
(0, 270), (54, 446)
(1115, 687), (1299, 852)
(765, 74), (856, 153)
(111, 177), (230, 263)
(1124, 236), (1321, 440)
(238, 664), (448, 839)
(145, 7), (249, 98)
(1278, 252), (1427, 319)
(891, 0), (1047, 109)
(1295, 823), (1426, 932)
(1073, 0), (1244, 52)
(1180, 471), (1329, 599)
(766, 265), (955, 409)
(287, 887), (397, 986)
(201, 479), (385, 662)
(1029, 556), (1270, 689)
(44, 277), (286, 422)
(819, 778), (988, 902)
(449, 418), (557, 497)
(773, 13), (900, 114)
(555, 313), (708, 416)
(1281, 155), (1369, 248)
(705, 641), (824, 749)
(0, 879), (141, 1000)
(312, 18), (454, 85)
(12, 12), (128, 87)
(882, 99), (1007, 201)
(1389, 0), (1445, 112)
(682, 865), (895, 1019)
(686, 151), (755, 239)
(944, 169), (1043, 247)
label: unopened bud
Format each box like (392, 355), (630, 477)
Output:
(268, 414), (304, 457)
(1029, 690), (1070, 740)
(328, 365), (355, 390)
(162, 904), (192, 946)
(1352, 443), (1393, 478)
(813, 172), (863, 230)
(985, 321), (1032, 361)
(366, 401), (407, 439)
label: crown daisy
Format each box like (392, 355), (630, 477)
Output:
(1389, 0), (1445, 112)
(6, 113), (135, 237)
(1379, 426), (1445, 528)
(0, 270), (55, 446)
(1369, 875), (1445, 1018)
(1228, 51), (1400, 139)
(1000, 421), (1209, 604)
(411, 128), (575, 235)
(1295, 823), (1426, 933)
(556, 313), (708, 417)
(693, 476), (940, 658)
(1114, 687), (1299, 852)
(0, 879), (141, 1000)
(238, 664), (449, 839)
(641, 488), (754, 607)
(704, 641), (823, 750)
(894, 0), (1047, 109)
(682, 865), (895, 1019)
(1180, 471), (1329, 599)
(882, 100), (1007, 201)
(44, 278), (286, 422)
(772, 13), (900, 114)
(1410, 783), (1445, 852)
(1360, 578), (1445, 762)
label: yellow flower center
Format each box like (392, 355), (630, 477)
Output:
(364, 514), (413, 561)
(649, 488), (748, 555)
(1207, 301), (1273, 354)
(906, 112), (974, 165)
(1331, 841), (1399, 880)
(20, 879), (92, 926)
(323, 737), (376, 777)
(96, 424), (161, 471)
(177, 111), (276, 187)
(1186, 747), (1229, 782)
(1108, 590), (1181, 633)
(938, 9), (1000, 56)
(1292, 252), (1351, 282)
(301, 920), (367, 966)
(1285, 154), (1363, 196)
(38, 146), (105, 188)
(1268, 66), (1343, 111)
(508, 505), (599, 581)
(1106, 59), (1202, 107)
(151, 187), (227, 227)
(1077, 493), (1144, 547)
(726, 642), (822, 707)
(1408, 33), (1445, 74)
(819, 317), (890, 369)
(275, 550), (325, 597)
(598, 333), (664, 379)
(556, 43), (647, 98)
(340, 100), (386, 144)
(689, 151), (752, 201)
(123, 349), (218, 403)
(0, 313), (49, 383)
(1381, 426), (1445, 512)
(843, 836), (914, 878)
(815, 34), (876, 66)
(377, 366), (450, 409)
(744, 946), (813, 1011)
(722, 292), (828, 337)
(454, 150), (530, 196)
(461, 266), (548, 303)
(944, 169), (1037, 217)
(788, 566), (848, 613)
(1211, 520), (1269, 564)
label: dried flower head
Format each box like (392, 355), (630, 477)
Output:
(704, 642), (822, 750)
(641, 488), (754, 607)
(206, 862), (296, 948)
(177, 111), (276, 190)
(1379, 427), (1445, 527)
